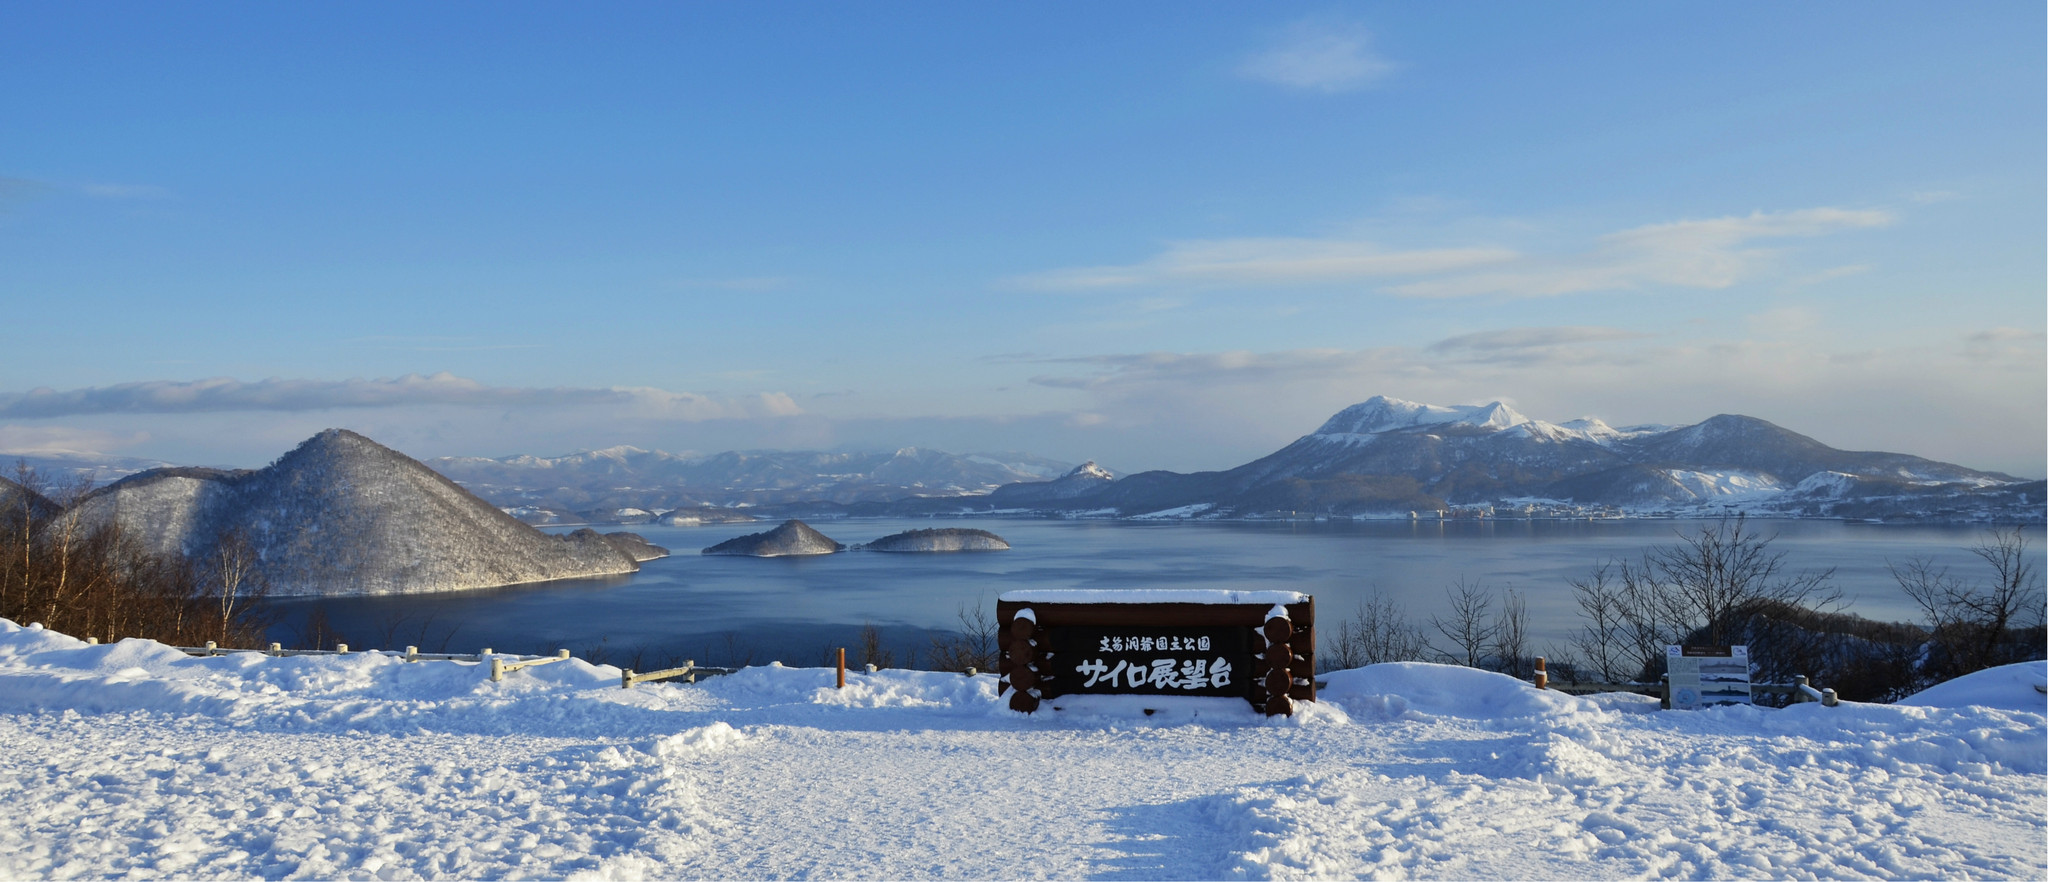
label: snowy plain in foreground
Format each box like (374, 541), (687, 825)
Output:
(0, 618), (2040, 880)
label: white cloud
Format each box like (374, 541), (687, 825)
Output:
(1014, 207), (1894, 299)
(1387, 208), (1894, 298)
(1011, 238), (1516, 290)
(1238, 19), (1396, 93)
(0, 373), (802, 422)
(1426, 326), (1648, 354)
(0, 426), (149, 457)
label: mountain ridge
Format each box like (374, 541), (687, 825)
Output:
(976, 396), (2041, 523)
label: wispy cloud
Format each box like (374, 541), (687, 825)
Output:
(1238, 18), (1396, 93)
(1011, 238), (1515, 290)
(1013, 207), (1894, 298)
(0, 373), (802, 421)
(1391, 208), (1894, 298)
(1425, 327), (1646, 356)
(1962, 327), (2047, 361)
(0, 426), (150, 457)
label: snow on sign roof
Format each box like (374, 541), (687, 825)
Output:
(997, 589), (1308, 605)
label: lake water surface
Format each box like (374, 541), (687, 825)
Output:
(266, 518), (2043, 668)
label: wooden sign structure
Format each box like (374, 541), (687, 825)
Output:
(996, 589), (1315, 716)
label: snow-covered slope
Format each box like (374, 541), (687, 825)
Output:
(0, 619), (2037, 879)
(63, 430), (655, 596)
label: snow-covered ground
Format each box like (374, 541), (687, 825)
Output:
(0, 619), (2040, 880)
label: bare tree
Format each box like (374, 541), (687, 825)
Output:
(857, 621), (894, 669)
(1319, 591), (1430, 672)
(1567, 563), (1636, 683)
(927, 603), (1000, 672)
(203, 527), (268, 645)
(1892, 528), (2046, 680)
(1491, 587), (1528, 677)
(1645, 516), (1840, 646)
(1430, 578), (1499, 668)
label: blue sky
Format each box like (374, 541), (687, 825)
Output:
(2, 2), (2042, 477)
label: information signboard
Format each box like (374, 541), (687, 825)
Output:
(996, 589), (1314, 716)
(1665, 645), (1752, 709)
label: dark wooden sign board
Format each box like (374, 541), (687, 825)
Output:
(996, 594), (1315, 716)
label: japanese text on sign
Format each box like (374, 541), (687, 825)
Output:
(1074, 656), (1233, 691)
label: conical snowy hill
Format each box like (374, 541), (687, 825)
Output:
(701, 519), (845, 557)
(63, 429), (659, 596)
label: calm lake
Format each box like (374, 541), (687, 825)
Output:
(265, 518), (2045, 668)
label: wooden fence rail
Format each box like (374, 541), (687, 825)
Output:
(491, 649), (572, 682)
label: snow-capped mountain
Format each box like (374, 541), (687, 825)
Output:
(985, 461), (1116, 506)
(62, 430), (659, 596)
(429, 446), (1076, 522)
(979, 396), (2042, 522)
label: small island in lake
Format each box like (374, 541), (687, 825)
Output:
(701, 519), (845, 557)
(861, 527), (1010, 553)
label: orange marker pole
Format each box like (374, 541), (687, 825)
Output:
(837, 647), (846, 689)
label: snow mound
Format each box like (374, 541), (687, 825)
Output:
(1898, 661), (2048, 713)
(1319, 662), (1596, 720)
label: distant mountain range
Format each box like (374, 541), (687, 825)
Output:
(977, 396), (2043, 523)
(426, 446), (1075, 523)
(62, 430), (662, 596)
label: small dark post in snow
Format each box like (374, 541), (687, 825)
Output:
(836, 648), (846, 689)
(1535, 656), (1548, 690)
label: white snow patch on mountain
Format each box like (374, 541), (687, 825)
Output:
(1665, 469), (1785, 498)
(1313, 395), (1639, 446)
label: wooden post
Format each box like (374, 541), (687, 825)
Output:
(1005, 608), (1041, 713)
(836, 648), (846, 689)
(335, 643), (348, 654)
(490, 657), (505, 682)
(1260, 612), (1295, 716)
(269, 642), (282, 656)
(405, 646), (418, 662)
(1534, 656), (1548, 690)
